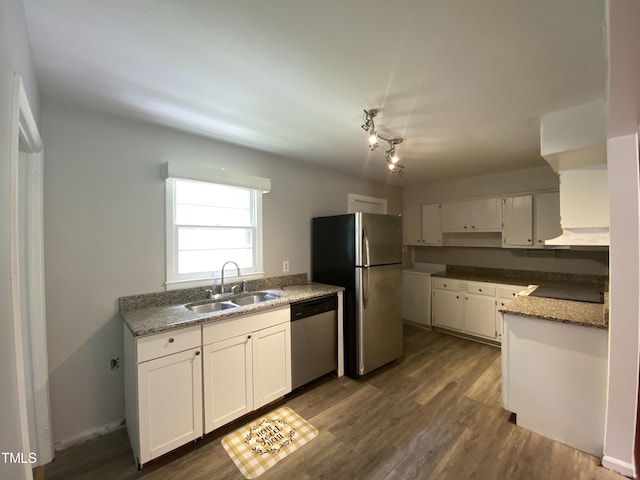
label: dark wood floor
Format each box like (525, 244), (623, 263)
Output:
(45, 325), (625, 480)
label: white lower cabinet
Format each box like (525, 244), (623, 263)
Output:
(125, 325), (203, 468)
(402, 271), (433, 326)
(203, 333), (253, 431)
(125, 306), (292, 467)
(432, 287), (464, 331)
(138, 347), (203, 462)
(202, 306), (291, 435)
(495, 285), (526, 342)
(432, 278), (525, 343)
(463, 292), (497, 339)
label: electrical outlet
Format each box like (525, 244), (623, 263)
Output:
(282, 260), (290, 273)
(110, 357), (120, 370)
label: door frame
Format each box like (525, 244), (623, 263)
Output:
(10, 74), (52, 474)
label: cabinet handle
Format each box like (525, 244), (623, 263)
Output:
(472, 225), (476, 229)
(527, 239), (531, 243)
(456, 295), (459, 299)
(538, 239), (543, 243)
(444, 284), (447, 287)
(195, 351), (200, 356)
(464, 226), (468, 229)
(168, 338), (175, 343)
(247, 335), (252, 339)
(479, 288), (482, 292)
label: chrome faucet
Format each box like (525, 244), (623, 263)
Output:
(220, 261), (241, 294)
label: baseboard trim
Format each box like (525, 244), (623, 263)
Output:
(602, 455), (635, 478)
(54, 417), (125, 451)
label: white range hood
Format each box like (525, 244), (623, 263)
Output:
(540, 100), (609, 247)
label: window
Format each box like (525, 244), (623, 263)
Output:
(164, 162), (269, 289)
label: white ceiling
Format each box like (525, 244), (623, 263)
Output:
(22, 0), (607, 185)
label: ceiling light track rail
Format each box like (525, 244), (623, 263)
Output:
(361, 108), (405, 176)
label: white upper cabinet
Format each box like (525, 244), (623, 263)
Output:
(404, 204), (441, 245)
(442, 198), (502, 232)
(404, 205), (422, 244)
(502, 195), (533, 247)
(471, 198), (502, 231)
(534, 192), (562, 246)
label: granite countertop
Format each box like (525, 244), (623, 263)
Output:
(500, 293), (608, 329)
(120, 279), (343, 337)
(431, 266), (609, 329)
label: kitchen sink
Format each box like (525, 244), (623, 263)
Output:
(185, 291), (280, 313)
(185, 300), (238, 313)
(232, 292), (280, 306)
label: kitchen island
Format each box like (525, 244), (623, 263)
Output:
(500, 289), (608, 457)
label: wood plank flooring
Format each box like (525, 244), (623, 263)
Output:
(45, 325), (626, 480)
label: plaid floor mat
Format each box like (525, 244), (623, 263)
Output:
(221, 406), (319, 479)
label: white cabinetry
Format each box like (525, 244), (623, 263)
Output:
(534, 192), (562, 246)
(502, 195), (533, 247)
(432, 278), (526, 343)
(404, 204), (441, 245)
(124, 325), (203, 468)
(202, 307), (291, 434)
(442, 198), (502, 232)
(495, 285), (526, 341)
(402, 271), (432, 326)
(432, 279), (464, 331)
(202, 333), (253, 431)
(463, 283), (497, 340)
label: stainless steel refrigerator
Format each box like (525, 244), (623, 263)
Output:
(312, 212), (403, 377)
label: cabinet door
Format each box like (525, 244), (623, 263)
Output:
(535, 192), (562, 246)
(432, 288), (464, 331)
(404, 205), (422, 245)
(253, 322), (291, 409)
(441, 202), (472, 232)
(137, 347), (203, 463)
(471, 198), (502, 231)
(203, 334), (253, 433)
(402, 272), (429, 325)
(502, 195), (533, 247)
(421, 204), (442, 245)
(464, 293), (497, 339)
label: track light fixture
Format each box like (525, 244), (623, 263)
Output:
(361, 108), (406, 176)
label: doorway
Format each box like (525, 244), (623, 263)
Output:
(10, 75), (53, 477)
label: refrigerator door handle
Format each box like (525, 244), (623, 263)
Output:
(363, 227), (371, 267)
(363, 267), (369, 308)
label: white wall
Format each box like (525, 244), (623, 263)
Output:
(0, 0), (41, 478)
(601, 2), (640, 475)
(403, 165), (559, 205)
(603, 133), (640, 477)
(41, 101), (402, 446)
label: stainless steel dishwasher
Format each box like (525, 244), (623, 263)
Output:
(290, 295), (338, 389)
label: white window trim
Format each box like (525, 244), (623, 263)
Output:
(164, 163), (269, 290)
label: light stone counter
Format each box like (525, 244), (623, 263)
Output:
(120, 277), (343, 337)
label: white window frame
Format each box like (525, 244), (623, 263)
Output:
(164, 162), (270, 290)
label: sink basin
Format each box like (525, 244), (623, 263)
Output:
(185, 301), (238, 313)
(232, 292), (280, 306)
(185, 291), (280, 313)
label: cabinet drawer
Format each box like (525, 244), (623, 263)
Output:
(467, 282), (495, 296)
(203, 306), (290, 345)
(432, 278), (462, 291)
(137, 325), (201, 363)
(497, 285), (526, 299)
